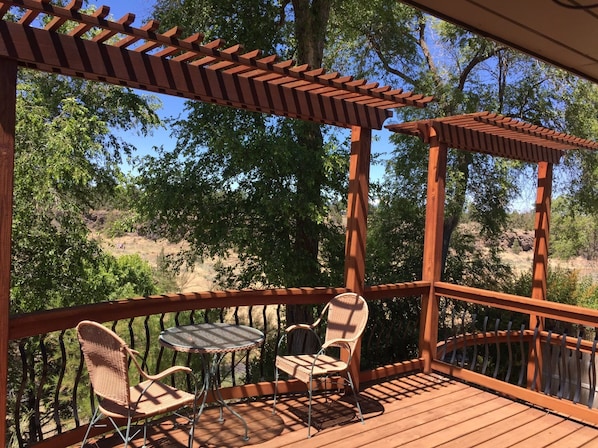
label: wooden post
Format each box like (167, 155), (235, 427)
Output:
(0, 57), (18, 446)
(344, 125), (371, 390)
(527, 161), (552, 388)
(419, 125), (447, 373)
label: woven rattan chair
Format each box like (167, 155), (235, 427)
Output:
(272, 292), (369, 437)
(77, 320), (197, 448)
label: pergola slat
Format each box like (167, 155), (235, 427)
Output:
(0, 0), (432, 128)
(387, 112), (598, 163)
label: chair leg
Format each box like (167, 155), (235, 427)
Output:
(142, 418), (148, 448)
(346, 372), (364, 424)
(189, 390), (198, 448)
(307, 376), (314, 438)
(81, 406), (102, 447)
(272, 366), (279, 415)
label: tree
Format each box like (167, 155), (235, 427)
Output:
(11, 70), (161, 314)
(141, 0), (344, 289)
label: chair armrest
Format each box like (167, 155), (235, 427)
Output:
(140, 365), (194, 382)
(285, 323), (315, 333)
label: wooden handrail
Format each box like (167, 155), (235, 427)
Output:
(8, 281), (430, 340)
(434, 281), (598, 328)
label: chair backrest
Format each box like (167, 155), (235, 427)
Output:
(76, 320), (131, 407)
(324, 293), (369, 353)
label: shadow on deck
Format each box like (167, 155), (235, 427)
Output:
(86, 372), (598, 447)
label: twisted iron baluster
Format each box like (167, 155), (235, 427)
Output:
(155, 314), (166, 375)
(34, 335), (48, 442)
(15, 340), (28, 447)
(460, 308), (467, 368)
(517, 323), (526, 386)
(505, 320), (513, 383)
(544, 330), (554, 395)
(481, 316), (489, 375)
(493, 318), (501, 379)
(589, 331), (597, 408)
(53, 330), (67, 434)
(531, 318), (541, 391)
(558, 330), (567, 399)
(450, 311), (457, 365)
(142, 315), (151, 373)
(72, 346), (85, 427)
(574, 330), (583, 404)
(470, 313), (478, 371)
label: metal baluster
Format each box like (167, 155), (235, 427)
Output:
(260, 305), (268, 380)
(505, 320), (513, 383)
(275, 304), (282, 359)
(544, 330), (553, 395)
(450, 311), (457, 365)
(142, 315), (151, 372)
(493, 318), (501, 379)
(531, 319), (541, 391)
(481, 316), (489, 375)
(244, 306), (255, 384)
(589, 331), (597, 408)
(518, 323), (526, 386)
(460, 308), (467, 368)
(53, 330), (67, 434)
(35, 335), (48, 441)
(155, 314), (166, 375)
(574, 330), (583, 404)
(470, 313), (478, 371)
(558, 330), (567, 399)
(72, 347), (84, 427)
(440, 299), (448, 361)
(15, 340), (28, 447)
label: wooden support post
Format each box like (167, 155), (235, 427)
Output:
(419, 126), (447, 373)
(0, 57), (17, 446)
(344, 126), (371, 390)
(527, 161), (552, 389)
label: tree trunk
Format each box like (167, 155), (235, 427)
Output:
(286, 0), (331, 354)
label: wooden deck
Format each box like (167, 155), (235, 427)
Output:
(89, 372), (598, 447)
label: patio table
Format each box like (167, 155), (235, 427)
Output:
(159, 322), (265, 441)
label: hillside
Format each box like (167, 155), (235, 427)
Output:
(90, 210), (598, 292)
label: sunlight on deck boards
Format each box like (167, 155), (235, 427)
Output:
(86, 372), (598, 448)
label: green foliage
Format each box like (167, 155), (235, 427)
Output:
(508, 210), (534, 231)
(549, 196), (598, 260)
(103, 211), (141, 238)
(153, 249), (180, 293)
(137, 105), (349, 289)
(11, 68), (160, 313)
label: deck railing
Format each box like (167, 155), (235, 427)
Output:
(6, 282), (427, 448)
(12, 279), (598, 447)
(433, 282), (598, 426)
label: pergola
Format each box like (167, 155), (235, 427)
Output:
(2, 1), (598, 446)
(386, 112), (598, 371)
(0, 1), (434, 443)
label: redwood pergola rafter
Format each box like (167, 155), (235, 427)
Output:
(0, 0), (433, 129)
(387, 112), (598, 163)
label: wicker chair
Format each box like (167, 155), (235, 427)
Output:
(77, 320), (197, 448)
(272, 292), (369, 437)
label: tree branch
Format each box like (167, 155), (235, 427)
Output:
(367, 33), (417, 86)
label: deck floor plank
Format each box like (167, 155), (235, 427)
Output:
(86, 372), (598, 448)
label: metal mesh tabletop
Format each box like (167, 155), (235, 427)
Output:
(159, 323), (264, 354)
